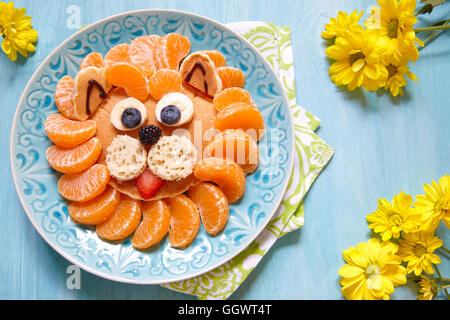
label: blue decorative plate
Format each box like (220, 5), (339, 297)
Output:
(10, 10), (294, 284)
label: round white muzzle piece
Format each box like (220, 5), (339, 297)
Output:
(106, 135), (147, 182)
(147, 135), (197, 181)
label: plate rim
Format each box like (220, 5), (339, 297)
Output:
(9, 8), (295, 285)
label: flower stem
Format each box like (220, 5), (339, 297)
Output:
(422, 20), (450, 47)
(438, 284), (450, 291)
(414, 24), (450, 33)
(434, 265), (449, 299)
(439, 246), (450, 255)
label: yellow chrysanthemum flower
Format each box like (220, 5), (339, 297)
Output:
(416, 275), (437, 300)
(367, 191), (422, 241)
(326, 28), (388, 91)
(414, 175), (450, 231)
(0, 2), (38, 61)
(382, 55), (418, 96)
(398, 231), (442, 275)
(339, 238), (407, 300)
(322, 10), (364, 40)
(365, 0), (424, 63)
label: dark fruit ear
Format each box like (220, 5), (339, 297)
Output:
(180, 52), (223, 98)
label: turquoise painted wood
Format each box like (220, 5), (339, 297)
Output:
(2, 0), (449, 299)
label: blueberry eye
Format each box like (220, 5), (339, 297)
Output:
(160, 105), (181, 125)
(121, 107), (142, 129)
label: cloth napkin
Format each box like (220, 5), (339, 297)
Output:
(161, 22), (334, 300)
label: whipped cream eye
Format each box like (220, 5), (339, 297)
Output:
(110, 97), (148, 131)
(155, 92), (194, 127)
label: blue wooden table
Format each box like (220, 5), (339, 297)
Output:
(1, 0), (449, 300)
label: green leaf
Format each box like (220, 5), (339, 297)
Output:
(417, 4), (434, 14)
(418, 0), (447, 14)
(421, 0), (446, 6)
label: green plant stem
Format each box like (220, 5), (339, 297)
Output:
(407, 275), (450, 282)
(414, 24), (450, 32)
(434, 265), (450, 299)
(422, 20), (450, 46)
(438, 284), (450, 291)
(439, 246), (450, 255)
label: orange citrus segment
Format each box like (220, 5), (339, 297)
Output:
(205, 129), (259, 174)
(54, 76), (77, 120)
(188, 182), (229, 235)
(193, 157), (246, 204)
(153, 37), (169, 70)
(58, 164), (110, 202)
(104, 43), (132, 68)
(46, 137), (102, 174)
(96, 195), (142, 240)
(105, 63), (149, 101)
(44, 114), (97, 148)
(199, 50), (226, 68)
(68, 186), (121, 225)
(163, 33), (191, 70)
(80, 52), (104, 70)
(213, 87), (254, 111)
(129, 35), (159, 77)
(214, 102), (265, 141)
(217, 66), (246, 89)
(148, 69), (182, 100)
(132, 200), (171, 249)
(168, 194), (200, 248)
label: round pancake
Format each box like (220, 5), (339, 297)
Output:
(91, 86), (218, 201)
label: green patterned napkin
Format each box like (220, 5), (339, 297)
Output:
(162, 22), (334, 299)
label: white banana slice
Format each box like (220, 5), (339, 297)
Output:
(155, 92), (194, 127)
(110, 97), (148, 131)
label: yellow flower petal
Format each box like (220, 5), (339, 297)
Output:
(352, 58), (365, 72)
(0, 2), (38, 61)
(339, 264), (364, 278)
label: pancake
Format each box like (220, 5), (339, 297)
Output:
(180, 52), (223, 98)
(91, 86), (218, 201)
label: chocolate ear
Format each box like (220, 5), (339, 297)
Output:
(180, 52), (223, 98)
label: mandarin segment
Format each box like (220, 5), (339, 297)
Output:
(193, 157), (246, 204)
(104, 43), (132, 67)
(44, 114), (97, 148)
(217, 66), (246, 89)
(199, 50), (226, 68)
(148, 69), (182, 100)
(132, 200), (171, 249)
(58, 164), (110, 202)
(105, 63), (149, 101)
(214, 102), (265, 141)
(188, 182), (229, 235)
(213, 87), (254, 111)
(129, 35), (159, 77)
(168, 194), (200, 248)
(54, 76), (77, 120)
(205, 129), (259, 174)
(80, 52), (105, 70)
(68, 186), (120, 225)
(46, 137), (102, 174)
(96, 195), (142, 240)
(154, 37), (169, 70)
(163, 33), (191, 70)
